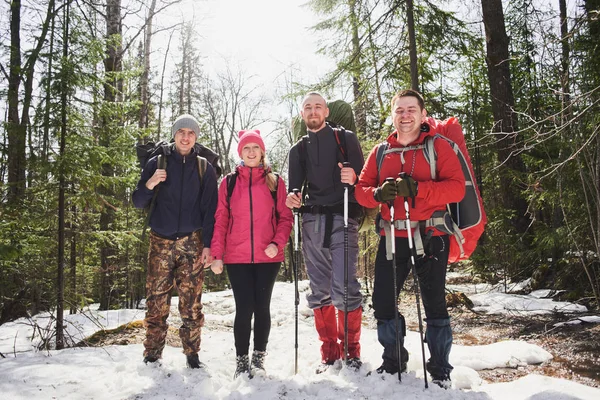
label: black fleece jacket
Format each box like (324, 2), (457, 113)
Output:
(287, 124), (364, 206)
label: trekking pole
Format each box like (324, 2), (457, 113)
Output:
(399, 172), (428, 389)
(292, 188), (301, 375)
(342, 161), (351, 364)
(386, 177), (402, 383)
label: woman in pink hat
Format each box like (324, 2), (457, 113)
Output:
(210, 130), (293, 378)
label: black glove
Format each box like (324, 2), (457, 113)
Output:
(374, 180), (397, 203)
(395, 176), (418, 197)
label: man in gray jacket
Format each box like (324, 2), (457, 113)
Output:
(286, 92), (364, 373)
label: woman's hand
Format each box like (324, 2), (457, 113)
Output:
(264, 243), (278, 258)
(210, 259), (224, 274)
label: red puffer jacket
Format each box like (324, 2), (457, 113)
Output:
(355, 125), (465, 237)
(211, 165), (293, 263)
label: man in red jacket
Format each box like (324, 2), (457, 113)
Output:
(355, 90), (465, 388)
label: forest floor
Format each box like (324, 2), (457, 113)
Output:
(85, 277), (600, 389)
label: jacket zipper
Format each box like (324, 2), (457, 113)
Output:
(176, 155), (185, 237)
(249, 169), (255, 263)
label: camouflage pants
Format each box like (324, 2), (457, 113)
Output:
(143, 231), (206, 358)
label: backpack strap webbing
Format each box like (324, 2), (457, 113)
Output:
(197, 156), (208, 185)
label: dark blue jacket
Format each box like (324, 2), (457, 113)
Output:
(132, 146), (218, 246)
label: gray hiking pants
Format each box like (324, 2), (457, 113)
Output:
(302, 213), (362, 311)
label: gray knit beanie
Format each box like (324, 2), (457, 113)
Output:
(171, 114), (200, 138)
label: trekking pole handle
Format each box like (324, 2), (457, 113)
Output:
(292, 188), (301, 210)
(292, 189), (300, 250)
(342, 162), (351, 187)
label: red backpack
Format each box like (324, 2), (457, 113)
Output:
(375, 117), (486, 263)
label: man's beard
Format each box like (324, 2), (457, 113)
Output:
(305, 117), (324, 131)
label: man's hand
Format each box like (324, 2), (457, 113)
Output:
(146, 168), (167, 190)
(201, 247), (213, 266)
(395, 176), (418, 197)
(285, 192), (302, 209)
(338, 162), (356, 186)
(264, 243), (278, 258)
(210, 259), (224, 274)
(373, 180), (397, 203)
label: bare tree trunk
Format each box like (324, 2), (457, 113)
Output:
(99, 0), (123, 311)
(7, 0), (25, 203)
(406, 0), (419, 92)
(348, 0), (366, 137)
(139, 0), (157, 139)
(157, 31), (174, 139)
(42, 3), (57, 169)
(481, 0), (530, 235)
(56, 0), (71, 350)
(7, 0), (57, 204)
(69, 194), (77, 315)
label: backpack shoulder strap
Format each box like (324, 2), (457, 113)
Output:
(423, 135), (437, 180)
(272, 172), (280, 219)
(197, 156), (208, 185)
(333, 128), (348, 162)
(226, 171), (238, 207)
(375, 142), (388, 183)
(271, 172), (279, 200)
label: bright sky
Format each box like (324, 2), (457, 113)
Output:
(160, 0), (333, 92)
(1, 278), (599, 399)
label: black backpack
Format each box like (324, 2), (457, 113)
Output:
(136, 140), (223, 179)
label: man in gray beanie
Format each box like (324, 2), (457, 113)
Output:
(132, 113), (218, 369)
(171, 114), (201, 139)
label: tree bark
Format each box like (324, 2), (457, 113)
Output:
(481, 0), (530, 235)
(7, 0), (25, 203)
(139, 0), (157, 139)
(348, 0), (366, 137)
(99, 0), (123, 311)
(7, 0), (57, 203)
(406, 0), (419, 92)
(56, 0), (71, 350)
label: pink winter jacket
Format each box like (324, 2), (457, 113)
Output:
(211, 165), (293, 264)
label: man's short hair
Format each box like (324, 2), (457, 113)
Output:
(391, 89), (425, 110)
(301, 91), (328, 107)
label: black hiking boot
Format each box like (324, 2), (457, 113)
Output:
(315, 360), (336, 374)
(371, 359), (407, 375)
(431, 374), (452, 389)
(234, 354), (252, 378)
(426, 360), (451, 389)
(251, 350), (267, 374)
(186, 353), (204, 369)
(346, 357), (363, 371)
(143, 355), (160, 364)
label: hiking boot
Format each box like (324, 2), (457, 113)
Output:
(315, 360), (336, 374)
(251, 350), (266, 373)
(143, 355), (159, 364)
(431, 374), (452, 389)
(234, 354), (251, 378)
(186, 353), (204, 369)
(374, 359), (407, 375)
(346, 357), (362, 371)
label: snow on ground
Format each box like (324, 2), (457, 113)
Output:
(469, 292), (588, 315)
(1, 280), (599, 400)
